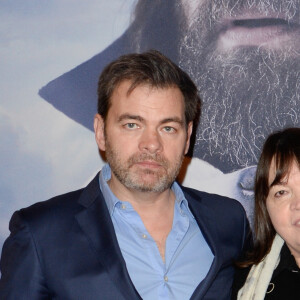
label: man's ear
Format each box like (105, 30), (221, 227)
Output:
(184, 122), (193, 154)
(94, 114), (106, 151)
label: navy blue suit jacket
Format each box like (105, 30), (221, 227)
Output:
(0, 174), (251, 299)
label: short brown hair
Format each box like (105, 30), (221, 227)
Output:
(243, 127), (300, 266)
(97, 50), (200, 126)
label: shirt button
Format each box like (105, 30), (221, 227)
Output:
(121, 204), (126, 210)
(142, 234), (147, 239)
(164, 275), (168, 282)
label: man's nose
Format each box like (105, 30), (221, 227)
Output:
(138, 128), (163, 154)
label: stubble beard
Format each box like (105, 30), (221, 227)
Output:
(179, 0), (300, 173)
(104, 139), (185, 193)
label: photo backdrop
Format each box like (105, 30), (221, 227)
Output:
(1, 0), (299, 254)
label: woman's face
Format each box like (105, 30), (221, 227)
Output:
(266, 159), (300, 265)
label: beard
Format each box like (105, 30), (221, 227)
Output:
(105, 139), (185, 193)
(178, 0), (300, 173)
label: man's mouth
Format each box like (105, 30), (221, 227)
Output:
(217, 17), (299, 49)
(136, 160), (162, 168)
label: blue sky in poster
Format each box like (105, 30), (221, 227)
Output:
(0, 0), (135, 249)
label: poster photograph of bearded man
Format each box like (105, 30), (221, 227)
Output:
(39, 0), (299, 226)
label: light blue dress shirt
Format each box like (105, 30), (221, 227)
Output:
(99, 164), (214, 300)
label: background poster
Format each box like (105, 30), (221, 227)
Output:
(1, 0), (299, 254)
(0, 0), (135, 253)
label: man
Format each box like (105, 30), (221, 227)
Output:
(38, 0), (300, 225)
(0, 51), (251, 299)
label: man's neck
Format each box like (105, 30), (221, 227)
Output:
(107, 176), (176, 262)
(107, 173), (175, 209)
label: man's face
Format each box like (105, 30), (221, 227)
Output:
(94, 81), (192, 193)
(178, 0), (300, 173)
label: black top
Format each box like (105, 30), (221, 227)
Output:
(232, 243), (300, 299)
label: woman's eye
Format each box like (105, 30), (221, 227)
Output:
(274, 190), (287, 197)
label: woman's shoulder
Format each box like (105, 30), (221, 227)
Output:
(231, 265), (252, 300)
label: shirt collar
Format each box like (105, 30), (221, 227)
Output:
(99, 163), (194, 218)
(99, 163), (119, 215)
(273, 243), (300, 277)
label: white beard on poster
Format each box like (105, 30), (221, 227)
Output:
(39, 0), (300, 225)
(178, 158), (257, 227)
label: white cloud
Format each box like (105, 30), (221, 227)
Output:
(0, 0), (136, 74)
(0, 0), (132, 252)
(0, 110), (52, 239)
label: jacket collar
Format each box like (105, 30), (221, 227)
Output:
(75, 173), (142, 300)
(183, 187), (224, 299)
(75, 175), (224, 300)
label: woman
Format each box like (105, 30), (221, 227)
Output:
(232, 127), (300, 300)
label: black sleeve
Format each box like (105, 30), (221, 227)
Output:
(231, 265), (251, 300)
(0, 211), (50, 299)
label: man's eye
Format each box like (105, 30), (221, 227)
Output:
(125, 123), (138, 129)
(163, 126), (176, 133)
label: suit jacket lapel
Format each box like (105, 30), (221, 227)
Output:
(75, 174), (142, 300)
(74, 176), (227, 299)
(184, 189), (224, 299)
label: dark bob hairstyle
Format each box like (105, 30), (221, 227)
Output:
(243, 127), (300, 266)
